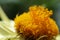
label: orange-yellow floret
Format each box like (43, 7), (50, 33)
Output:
(14, 5), (59, 40)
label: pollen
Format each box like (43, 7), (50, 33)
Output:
(14, 5), (59, 40)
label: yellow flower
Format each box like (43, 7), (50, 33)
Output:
(14, 5), (59, 40)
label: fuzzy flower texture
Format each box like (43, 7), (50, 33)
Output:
(14, 5), (59, 40)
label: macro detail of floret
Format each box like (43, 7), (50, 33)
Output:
(14, 5), (59, 40)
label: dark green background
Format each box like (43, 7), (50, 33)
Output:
(0, 0), (60, 30)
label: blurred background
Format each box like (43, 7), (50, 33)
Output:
(0, 0), (60, 30)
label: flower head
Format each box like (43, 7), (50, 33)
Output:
(14, 5), (59, 40)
